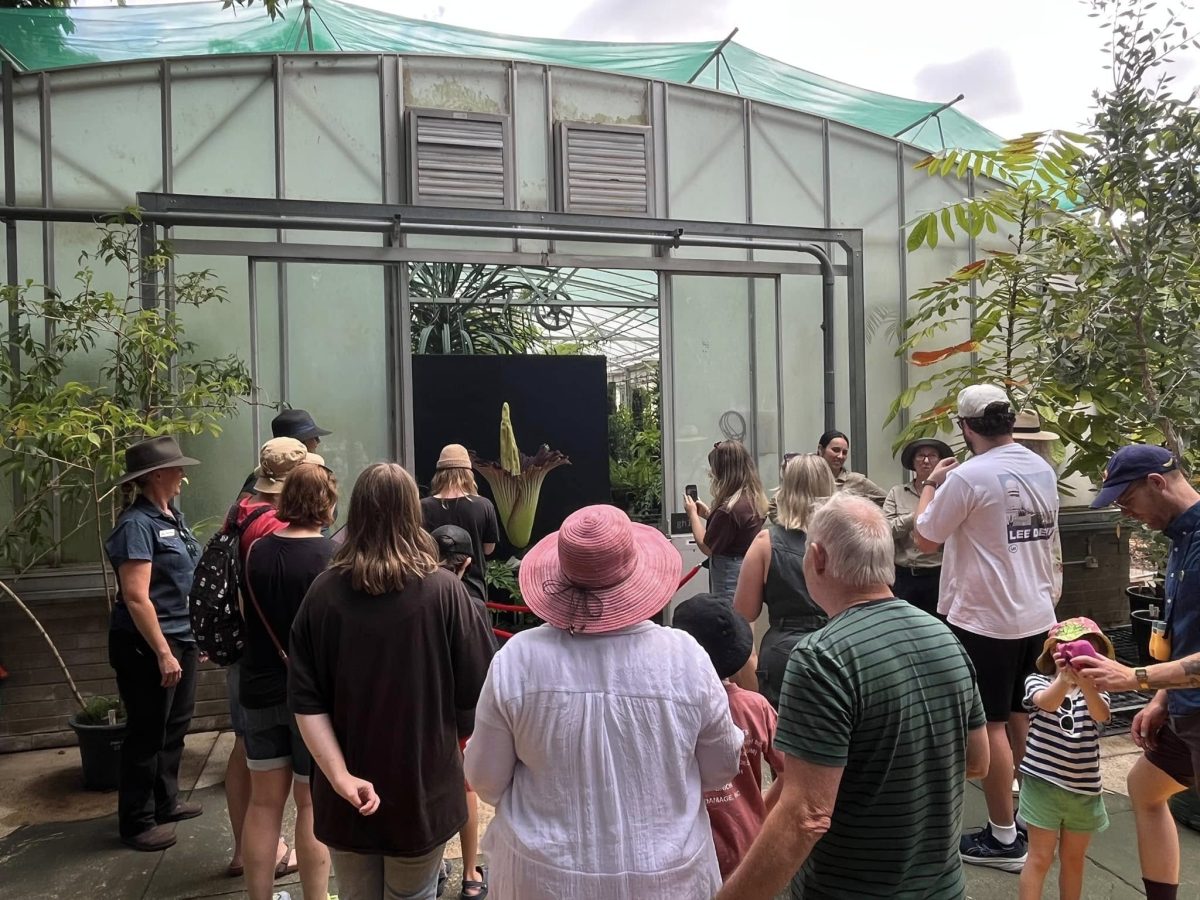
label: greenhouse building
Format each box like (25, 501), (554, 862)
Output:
(0, 0), (1127, 751)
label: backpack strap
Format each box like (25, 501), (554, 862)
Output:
(243, 538), (289, 666)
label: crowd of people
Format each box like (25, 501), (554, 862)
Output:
(99, 386), (1200, 900)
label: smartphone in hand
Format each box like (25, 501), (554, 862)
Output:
(685, 484), (698, 501)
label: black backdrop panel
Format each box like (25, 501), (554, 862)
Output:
(412, 355), (610, 558)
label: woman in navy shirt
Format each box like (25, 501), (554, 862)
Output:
(105, 436), (203, 852)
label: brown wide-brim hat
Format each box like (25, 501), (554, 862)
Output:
(116, 436), (200, 485)
(436, 443), (472, 470)
(253, 438), (323, 495)
(520, 505), (682, 634)
(1035, 616), (1116, 675)
(900, 438), (954, 472)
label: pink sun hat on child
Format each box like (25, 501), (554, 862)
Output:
(1036, 616), (1117, 674)
(519, 504), (683, 634)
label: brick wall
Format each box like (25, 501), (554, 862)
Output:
(0, 586), (231, 753)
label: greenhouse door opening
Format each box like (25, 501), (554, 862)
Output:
(406, 263), (663, 551)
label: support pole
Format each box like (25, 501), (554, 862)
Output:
(893, 94), (964, 140)
(686, 28), (739, 84)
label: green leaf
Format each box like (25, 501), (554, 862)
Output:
(907, 216), (929, 252)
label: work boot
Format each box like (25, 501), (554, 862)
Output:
(158, 800), (203, 822)
(121, 823), (177, 852)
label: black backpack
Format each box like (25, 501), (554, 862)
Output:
(189, 504), (272, 666)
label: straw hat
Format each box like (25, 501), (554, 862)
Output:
(436, 443), (473, 470)
(519, 505), (682, 634)
(253, 437), (322, 495)
(1014, 410), (1057, 442)
(1036, 617), (1116, 675)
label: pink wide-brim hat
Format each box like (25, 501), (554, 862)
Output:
(520, 504), (682, 634)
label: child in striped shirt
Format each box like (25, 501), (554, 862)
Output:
(1018, 617), (1113, 900)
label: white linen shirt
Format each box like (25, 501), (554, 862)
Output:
(464, 621), (743, 900)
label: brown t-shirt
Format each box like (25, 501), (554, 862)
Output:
(288, 566), (496, 856)
(704, 493), (765, 557)
(705, 683), (786, 880)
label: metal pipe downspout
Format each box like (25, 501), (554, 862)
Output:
(795, 243), (837, 432)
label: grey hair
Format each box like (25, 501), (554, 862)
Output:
(1016, 438), (1060, 474)
(806, 493), (895, 588)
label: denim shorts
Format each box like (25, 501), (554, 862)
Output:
(1018, 773), (1108, 834)
(242, 702), (313, 781)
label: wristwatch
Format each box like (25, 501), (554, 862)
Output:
(1134, 667), (1151, 690)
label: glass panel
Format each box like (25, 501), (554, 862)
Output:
(752, 277), (780, 492)
(513, 62), (549, 214)
(552, 68), (648, 126)
(284, 262), (390, 529)
(49, 64), (162, 207)
(903, 146), (972, 437)
(829, 124), (902, 482)
(172, 59), (275, 197)
(167, 253), (258, 540)
(750, 107), (824, 228)
(778, 273), (827, 459)
(282, 58), (381, 203)
(404, 57), (508, 115)
(669, 274), (752, 508)
(10, 82), (41, 205)
(666, 88), (746, 233)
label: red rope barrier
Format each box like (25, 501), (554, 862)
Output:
(677, 564), (703, 590)
(485, 601), (529, 613)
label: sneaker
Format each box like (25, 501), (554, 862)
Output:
(272, 893), (292, 900)
(157, 800), (203, 823)
(960, 824), (1027, 872)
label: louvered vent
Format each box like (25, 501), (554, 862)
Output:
(557, 123), (654, 216)
(408, 110), (512, 208)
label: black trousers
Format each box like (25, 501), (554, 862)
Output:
(893, 566), (942, 617)
(108, 628), (198, 838)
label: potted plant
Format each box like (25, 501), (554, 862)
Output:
(0, 219), (252, 784)
(68, 696), (126, 791)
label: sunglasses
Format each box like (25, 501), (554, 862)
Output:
(1057, 698), (1076, 735)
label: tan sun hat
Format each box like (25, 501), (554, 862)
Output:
(253, 437), (320, 495)
(1014, 409), (1057, 442)
(436, 443), (473, 470)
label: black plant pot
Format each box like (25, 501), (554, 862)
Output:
(69, 715), (125, 792)
(1127, 581), (1164, 617)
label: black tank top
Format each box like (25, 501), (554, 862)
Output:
(764, 524), (826, 631)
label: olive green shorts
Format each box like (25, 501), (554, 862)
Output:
(1019, 774), (1109, 834)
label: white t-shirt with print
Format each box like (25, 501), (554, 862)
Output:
(916, 443), (1059, 639)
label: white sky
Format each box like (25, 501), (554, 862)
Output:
(82, 0), (1200, 137)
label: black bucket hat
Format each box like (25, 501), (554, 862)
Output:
(900, 438), (954, 472)
(671, 593), (753, 680)
(271, 408), (331, 443)
(116, 436), (200, 485)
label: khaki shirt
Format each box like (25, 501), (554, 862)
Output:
(836, 470), (887, 506)
(883, 481), (943, 570)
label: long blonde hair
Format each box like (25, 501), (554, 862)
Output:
(331, 463), (438, 595)
(431, 466), (478, 497)
(708, 440), (769, 516)
(775, 454), (835, 531)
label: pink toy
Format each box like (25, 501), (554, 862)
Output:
(1057, 639), (1100, 669)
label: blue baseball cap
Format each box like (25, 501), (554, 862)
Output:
(1090, 445), (1179, 508)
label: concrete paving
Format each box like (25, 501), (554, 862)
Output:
(0, 731), (1198, 899)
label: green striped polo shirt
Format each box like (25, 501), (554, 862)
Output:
(776, 598), (985, 900)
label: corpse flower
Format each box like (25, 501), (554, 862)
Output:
(473, 402), (570, 549)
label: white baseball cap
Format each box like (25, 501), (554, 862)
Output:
(957, 385), (1010, 418)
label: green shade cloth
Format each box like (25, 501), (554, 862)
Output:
(0, 0), (1001, 153)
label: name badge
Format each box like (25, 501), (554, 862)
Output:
(159, 528), (177, 538)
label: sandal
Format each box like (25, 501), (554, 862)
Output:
(275, 841), (299, 879)
(436, 859), (451, 897)
(460, 864), (488, 899)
